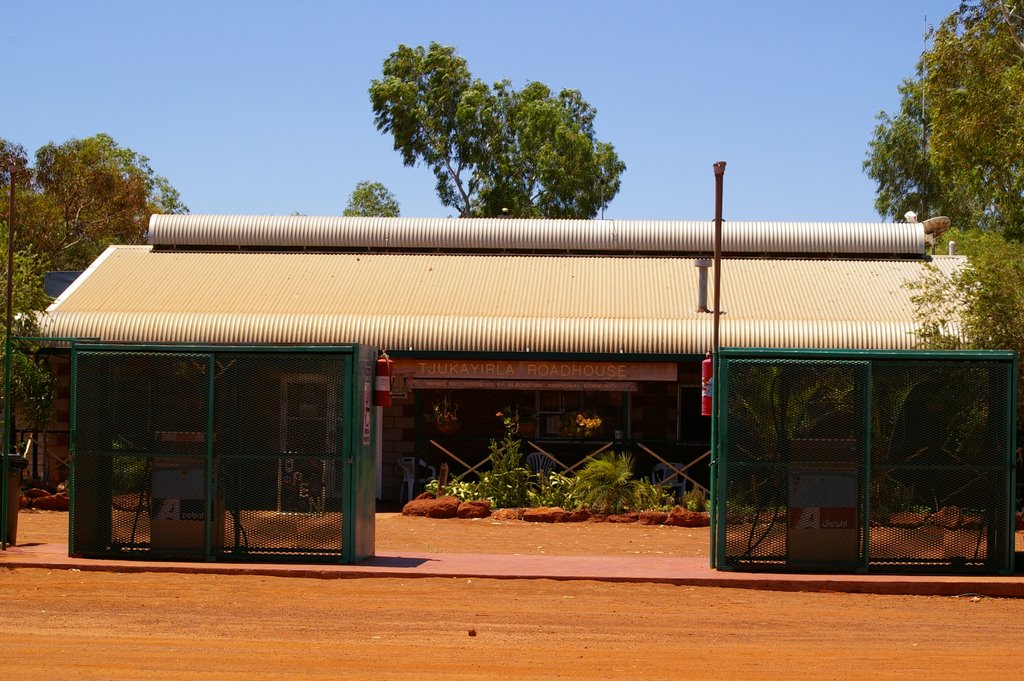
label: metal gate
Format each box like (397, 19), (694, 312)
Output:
(70, 343), (377, 563)
(713, 349), (1016, 574)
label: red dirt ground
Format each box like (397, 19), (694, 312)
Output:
(2, 510), (1024, 681)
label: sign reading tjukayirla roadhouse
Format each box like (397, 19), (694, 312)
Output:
(393, 359), (677, 383)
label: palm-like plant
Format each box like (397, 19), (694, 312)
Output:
(576, 452), (635, 514)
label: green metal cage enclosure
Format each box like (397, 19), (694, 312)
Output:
(712, 348), (1017, 575)
(69, 343), (378, 563)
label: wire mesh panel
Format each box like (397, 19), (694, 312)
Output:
(868, 360), (1012, 572)
(72, 351), (211, 557)
(71, 346), (358, 562)
(715, 350), (1015, 575)
(722, 462), (790, 567)
(214, 353), (346, 559)
(718, 359), (867, 571)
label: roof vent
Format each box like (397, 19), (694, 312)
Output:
(695, 259), (712, 312)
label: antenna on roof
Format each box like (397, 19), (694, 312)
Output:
(921, 14), (929, 218)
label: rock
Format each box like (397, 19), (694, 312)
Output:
(638, 511), (668, 526)
(522, 507), (568, 523)
(31, 493), (69, 512)
(425, 496), (461, 518)
(665, 508), (710, 527)
(24, 488), (53, 499)
(490, 508), (523, 521)
(414, 492), (433, 501)
(566, 509), (592, 523)
(401, 499), (430, 516)
(19, 495), (31, 509)
(607, 512), (639, 524)
(457, 500), (491, 519)
(402, 495), (460, 518)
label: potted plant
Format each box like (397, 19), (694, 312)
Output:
(430, 394), (460, 434)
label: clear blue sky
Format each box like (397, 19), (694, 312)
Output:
(5, 1), (960, 221)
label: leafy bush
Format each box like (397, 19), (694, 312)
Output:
(423, 435), (534, 507)
(632, 479), (676, 512)
(474, 434), (535, 508)
(529, 470), (584, 510)
(425, 478), (478, 501)
(575, 451), (636, 514)
(679, 487), (710, 513)
(419, 443), (698, 514)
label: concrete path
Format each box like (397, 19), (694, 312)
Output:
(3, 541), (1023, 598)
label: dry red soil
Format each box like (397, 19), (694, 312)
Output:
(2, 510), (1023, 681)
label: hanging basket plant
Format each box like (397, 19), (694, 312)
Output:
(436, 420), (460, 434)
(561, 410), (602, 438)
(429, 394), (460, 434)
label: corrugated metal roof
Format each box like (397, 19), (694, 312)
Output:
(40, 247), (964, 353)
(148, 214), (927, 257)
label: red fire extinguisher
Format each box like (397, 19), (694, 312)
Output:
(701, 352), (713, 417)
(373, 352), (393, 407)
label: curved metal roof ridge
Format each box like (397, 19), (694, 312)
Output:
(39, 311), (930, 353)
(148, 214), (926, 256)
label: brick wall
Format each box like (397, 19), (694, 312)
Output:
(379, 393), (417, 501)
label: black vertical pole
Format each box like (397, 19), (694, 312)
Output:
(3, 161), (15, 549)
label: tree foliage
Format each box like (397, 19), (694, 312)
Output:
(909, 228), (1024, 422)
(865, 0), (1024, 236)
(911, 229), (1024, 350)
(863, 75), (960, 223)
(0, 220), (57, 431)
(370, 42), (625, 218)
(0, 133), (183, 430)
(1, 133), (187, 272)
(343, 180), (400, 217)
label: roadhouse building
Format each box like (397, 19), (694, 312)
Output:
(37, 215), (962, 501)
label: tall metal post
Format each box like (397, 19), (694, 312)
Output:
(709, 161), (726, 568)
(3, 161), (15, 549)
(712, 161), (726, 354)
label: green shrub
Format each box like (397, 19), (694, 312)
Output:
(528, 470), (584, 509)
(423, 434), (534, 508)
(679, 487), (710, 512)
(425, 478), (479, 501)
(421, 445), (698, 515)
(575, 451), (636, 514)
(475, 434), (535, 508)
(632, 479), (676, 511)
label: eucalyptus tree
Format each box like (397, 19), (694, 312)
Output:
(1, 133), (185, 436)
(370, 42), (625, 218)
(343, 181), (400, 217)
(1, 133), (187, 273)
(864, 0), (1024, 237)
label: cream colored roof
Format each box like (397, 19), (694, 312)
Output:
(148, 214), (927, 257)
(40, 246), (964, 353)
